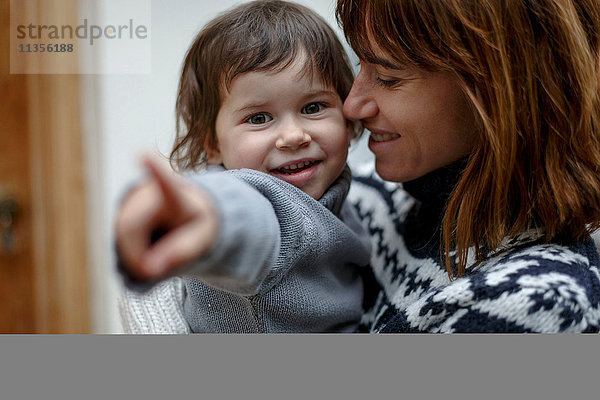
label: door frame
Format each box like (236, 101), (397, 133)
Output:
(16, 0), (90, 333)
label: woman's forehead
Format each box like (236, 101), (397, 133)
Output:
(357, 24), (411, 69)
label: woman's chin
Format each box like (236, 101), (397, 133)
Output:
(374, 161), (413, 183)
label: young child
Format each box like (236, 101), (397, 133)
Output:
(116, 0), (371, 333)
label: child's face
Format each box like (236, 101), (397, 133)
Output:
(208, 55), (352, 200)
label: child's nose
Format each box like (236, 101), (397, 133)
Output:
(275, 120), (311, 150)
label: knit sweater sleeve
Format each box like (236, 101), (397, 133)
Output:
(117, 168), (281, 296)
(118, 277), (191, 334)
(122, 167), (355, 296)
(116, 170), (279, 332)
(193, 166), (362, 296)
(178, 169), (282, 295)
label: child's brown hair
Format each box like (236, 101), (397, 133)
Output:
(172, 0), (360, 171)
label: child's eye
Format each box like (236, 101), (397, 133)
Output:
(246, 113), (272, 124)
(302, 102), (324, 114)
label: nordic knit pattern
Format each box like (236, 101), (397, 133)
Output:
(348, 163), (600, 333)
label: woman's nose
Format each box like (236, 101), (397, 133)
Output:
(343, 70), (379, 121)
(275, 119), (311, 150)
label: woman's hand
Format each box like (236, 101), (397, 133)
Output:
(115, 156), (219, 281)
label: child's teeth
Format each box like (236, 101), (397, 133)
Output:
(279, 161), (315, 173)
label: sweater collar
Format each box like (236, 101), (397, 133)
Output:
(402, 158), (467, 210)
(318, 164), (351, 217)
(401, 158), (467, 262)
(204, 163), (350, 217)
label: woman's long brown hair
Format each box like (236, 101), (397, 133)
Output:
(337, 0), (600, 278)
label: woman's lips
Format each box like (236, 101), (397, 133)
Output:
(369, 131), (401, 142)
(367, 129), (401, 153)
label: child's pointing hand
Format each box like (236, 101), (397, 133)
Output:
(115, 156), (219, 281)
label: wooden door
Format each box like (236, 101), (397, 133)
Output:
(0, 0), (89, 333)
(0, 0), (35, 330)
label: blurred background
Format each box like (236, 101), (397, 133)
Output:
(0, 0), (371, 333)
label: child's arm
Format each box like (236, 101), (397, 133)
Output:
(115, 156), (219, 282)
(116, 157), (282, 295)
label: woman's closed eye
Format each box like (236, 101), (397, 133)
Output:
(375, 77), (402, 88)
(373, 66), (412, 89)
(301, 102), (326, 115)
(246, 113), (272, 125)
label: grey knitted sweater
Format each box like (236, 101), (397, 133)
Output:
(121, 166), (371, 333)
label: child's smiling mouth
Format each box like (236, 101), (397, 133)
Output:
(272, 160), (319, 175)
(269, 159), (321, 185)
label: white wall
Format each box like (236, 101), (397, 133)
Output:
(80, 0), (371, 333)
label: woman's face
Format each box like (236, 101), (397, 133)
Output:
(343, 48), (478, 182)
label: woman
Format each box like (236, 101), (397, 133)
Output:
(341, 0), (600, 332)
(119, 0), (600, 333)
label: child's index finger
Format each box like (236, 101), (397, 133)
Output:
(140, 154), (185, 210)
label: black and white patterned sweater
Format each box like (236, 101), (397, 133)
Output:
(348, 162), (600, 333)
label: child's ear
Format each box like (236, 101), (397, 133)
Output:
(205, 135), (223, 165)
